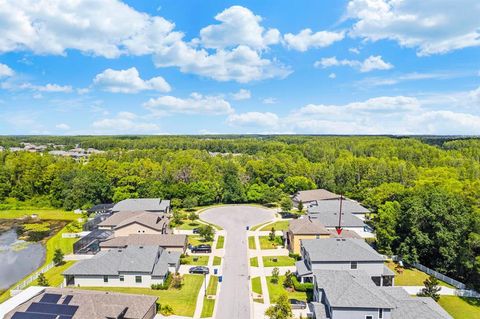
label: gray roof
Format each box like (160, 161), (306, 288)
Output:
(64, 245), (179, 277)
(309, 199), (370, 214)
(313, 269), (393, 309)
(288, 218), (330, 235)
(112, 198), (170, 212)
(4, 288), (157, 319)
(293, 189), (341, 203)
(295, 259), (312, 277)
(302, 238), (385, 262)
(311, 302), (330, 319)
(100, 234), (187, 249)
(98, 211), (169, 232)
(307, 211), (366, 228)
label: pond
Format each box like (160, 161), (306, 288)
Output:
(0, 229), (45, 290)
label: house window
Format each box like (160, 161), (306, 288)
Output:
(135, 276), (142, 283)
(379, 309), (383, 318)
(365, 316), (373, 319)
(351, 261), (358, 269)
(103, 276), (108, 283)
(119, 275), (124, 282)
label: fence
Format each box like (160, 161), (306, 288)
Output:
(410, 262), (466, 289)
(456, 289), (480, 298)
(11, 261), (56, 291)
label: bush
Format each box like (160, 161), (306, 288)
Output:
(160, 304), (174, 316)
(288, 253), (301, 261)
(151, 273), (173, 290)
(292, 276), (313, 292)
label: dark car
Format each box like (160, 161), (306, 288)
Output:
(280, 212), (298, 219)
(289, 299), (307, 309)
(189, 266), (209, 274)
(191, 244), (212, 253)
(192, 228), (200, 234)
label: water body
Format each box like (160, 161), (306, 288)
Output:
(0, 229), (45, 290)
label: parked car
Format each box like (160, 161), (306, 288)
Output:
(191, 244), (212, 253)
(280, 212), (298, 219)
(289, 299), (307, 309)
(189, 266), (209, 274)
(192, 228), (200, 234)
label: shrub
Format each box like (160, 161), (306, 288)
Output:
(288, 253), (301, 260)
(151, 273), (173, 290)
(160, 304), (174, 316)
(292, 276), (313, 292)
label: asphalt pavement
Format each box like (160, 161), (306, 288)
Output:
(201, 205), (275, 319)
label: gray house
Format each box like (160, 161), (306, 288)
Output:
(309, 198), (371, 220)
(292, 189), (341, 207)
(311, 269), (452, 319)
(112, 198), (171, 213)
(63, 245), (180, 288)
(296, 238), (394, 286)
(307, 207), (373, 238)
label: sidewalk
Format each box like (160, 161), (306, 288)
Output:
(400, 286), (456, 296)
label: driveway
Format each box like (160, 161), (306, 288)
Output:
(201, 205), (275, 319)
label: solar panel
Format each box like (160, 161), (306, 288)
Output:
(40, 293), (62, 304)
(62, 295), (73, 305)
(12, 312), (57, 319)
(26, 302), (78, 316)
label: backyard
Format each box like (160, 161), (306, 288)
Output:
(0, 209), (79, 221)
(438, 296), (480, 319)
(386, 261), (453, 287)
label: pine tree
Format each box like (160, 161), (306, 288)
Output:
(37, 273), (49, 286)
(265, 294), (292, 319)
(417, 275), (441, 301)
(53, 249), (64, 265)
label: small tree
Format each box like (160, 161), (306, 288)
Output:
(171, 273), (183, 289)
(188, 212), (198, 222)
(283, 270), (293, 289)
(265, 294), (292, 319)
(37, 273), (49, 286)
(280, 197), (293, 212)
(160, 304), (174, 316)
(297, 200), (304, 212)
(53, 249), (64, 266)
(172, 210), (183, 225)
(199, 225), (214, 242)
(271, 267), (280, 284)
(269, 227), (276, 241)
(417, 275), (441, 301)
(183, 196), (198, 210)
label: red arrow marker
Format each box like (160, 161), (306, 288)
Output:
(337, 194), (344, 236)
(335, 226), (343, 235)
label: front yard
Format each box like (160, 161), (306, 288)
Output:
(263, 256), (296, 267)
(260, 220), (290, 231)
(266, 275), (308, 301)
(188, 235), (213, 247)
(181, 255), (209, 266)
(259, 236), (284, 249)
(438, 296), (480, 319)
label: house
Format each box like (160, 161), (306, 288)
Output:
(98, 211), (170, 236)
(307, 206), (373, 238)
(296, 238), (394, 286)
(292, 189), (341, 207)
(112, 198), (171, 213)
(285, 218), (359, 254)
(99, 234), (188, 253)
(310, 269), (452, 319)
(3, 287), (158, 319)
(63, 245), (180, 288)
(87, 203), (114, 215)
(309, 198), (371, 220)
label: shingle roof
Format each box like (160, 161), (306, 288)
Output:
(99, 234), (187, 249)
(295, 259), (312, 277)
(288, 218), (331, 235)
(112, 198), (170, 212)
(302, 238), (385, 262)
(98, 211), (169, 232)
(309, 199), (370, 214)
(313, 269), (393, 308)
(307, 210), (366, 227)
(4, 288), (157, 319)
(292, 189), (341, 202)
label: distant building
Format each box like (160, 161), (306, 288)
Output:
(3, 287), (158, 319)
(98, 211), (170, 236)
(307, 206), (373, 238)
(100, 234), (188, 253)
(309, 198), (371, 220)
(292, 189), (341, 207)
(112, 198), (171, 214)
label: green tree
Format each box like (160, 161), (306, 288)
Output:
(221, 162), (245, 203)
(280, 197), (293, 212)
(283, 270), (293, 289)
(284, 176), (315, 194)
(417, 276), (441, 302)
(265, 294), (292, 319)
(375, 201), (400, 255)
(188, 212), (198, 222)
(199, 225), (214, 242)
(269, 227), (276, 242)
(183, 196), (198, 210)
(53, 249), (64, 266)
(271, 267), (280, 284)
(297, 200), (304, 213)
(37, 273), (49, 286)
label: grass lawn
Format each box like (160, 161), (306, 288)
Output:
(248, 236), (256, 249)
(263, 256), (296, 267)
(251, 277), (262, 295)
(207, 276), (218, 295)
(259, 236), (283, 250)
(439, 296), (480, 319)
(188, 236), (213, 247)
(250, 257), (259, 267)
(213, 256), (222, 266)
(78, 274), (203, 317)
(266, 276), (307, 301)
(251, 221), (271, 231)
(260, 220), (290, 231)
(176, 219), (201, 230)
(182, 255), (209, 266)
(201, 298), (215, 318)
(215, 236), (225, 249)
(29, 261), (76, 287)
(386, 262), (453, 287)
(0, 209), (78, 221)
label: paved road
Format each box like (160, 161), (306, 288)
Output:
(201, 206), (275, 319)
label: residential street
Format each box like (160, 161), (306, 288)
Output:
(201, 206), (275, 319)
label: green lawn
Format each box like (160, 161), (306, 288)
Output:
(248, 236), (257, 249)
(250, 257), (259, 267)
(260, 220), (290, 231)
(207, 276), (218, 295)
(28, 261), (76, 287)
(251, 277), (262, 295)
(213, 256), (222, 266)
(386, 262), (453, 287)
(181, 255), (209, 266)
(259, 236), (284, 249)
(188, 236), (213, 247)
(266, 276), (307, 301)
(201, 298), (215, 318)
(176, 219), (201, 230)
(216, 236), (225, 249)
(251, 221), (271, 231)
(78, 274), (203, 317)
(439, 296), (480, 319)
(0, 209), (78, 221)
(263, 256), (296, 267)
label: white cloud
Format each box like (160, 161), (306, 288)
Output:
(231, 89), (251, 100)
(0, 63), (14, 78)
(349, 47), (360, 54)
(144, 93), (234, 115)
(329, 73), (337, 79)
(55, 123), (70, 130)
(226, 112), (279, 128)
(92, 111), (160, 133)
(284, 29), (344, 51)
(358, 71), (468, 87)
(93, 67), (171, 93)
(262, 97), (277, 104)
(314, 55), (393, 72)
(7, 82), (73, 93)
(198, 6), (280, 50)
(346, 0), (480, 56)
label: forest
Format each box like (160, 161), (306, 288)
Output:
(0, 135), (479, 289)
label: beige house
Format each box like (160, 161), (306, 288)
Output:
(292, 189), (341, 207)
(99, 234), (188, 253)
(98, 211), (170, 236)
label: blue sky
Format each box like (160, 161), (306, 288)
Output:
(0, 0), (479, 135)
